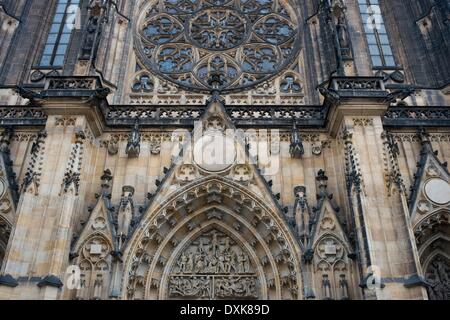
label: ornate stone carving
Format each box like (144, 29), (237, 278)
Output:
(341, 129), (362, 193)
(382, 131), (404, 195)
(126, 121), (141, 158)
(117, 186), (135, 247)
(176, 164), (198, 184)
(55, 117), (76, 127)
(280, 72), (303, 94)
(135, 0), (300, 92)
(47, 77), (100, 90)
(425, 255), (450, 300)
(132, 74), (154, 93)
(75, 235), (111, 300)
(168, 230), (258, 299)
(316, 237), (344, 265)
(62, 131), (86, 195)
(290, 123), (304, 159)
(384, 107), (450, 122)
(22, 130), (47, 194)
(353, 118), (374, 127)
(230, 165), (252, 183)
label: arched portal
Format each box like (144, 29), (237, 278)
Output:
(415, 209), (450, 300)
(0, 216), (11, 270)
(122, 177), (303, 300)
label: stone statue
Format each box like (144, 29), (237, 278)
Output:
(93, 274), (103, 300)
(117, 186), (135, 247)
(126, 121), (141, 158)
(290, 122), (304, 158)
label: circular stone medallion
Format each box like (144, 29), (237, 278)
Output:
(193, 131), (236, 172)
(424, 178), (450, 205)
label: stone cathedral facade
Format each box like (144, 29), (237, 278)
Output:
(0, 0), (449, 300)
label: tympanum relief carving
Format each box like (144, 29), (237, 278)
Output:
(168, 230), (259, 299)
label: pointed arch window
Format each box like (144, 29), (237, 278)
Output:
(40, 0), (80, 67)
(358, 0), (396, 68)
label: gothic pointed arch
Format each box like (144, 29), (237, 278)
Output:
(409, 131), (450, 300)
(121, 94), (303, 300)
(306, 170), (358, 300)
(72, 232), (114, 300)
(70, 170), (116, 300)
(122, 175), (303, 300)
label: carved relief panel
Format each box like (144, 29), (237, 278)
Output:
(168, 230), (259, 299)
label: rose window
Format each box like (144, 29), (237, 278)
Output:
(135, 0), (300, 92)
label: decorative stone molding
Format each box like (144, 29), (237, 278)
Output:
(55, 117), (77, 127)
(0, 107), (47, 126)
(352, 118), (374, 127)
(331, 77), (384, 91)
(2, 104), (449, 129)
(340, 128), (363, 193)
(61, 131), (86, 195)
(22, 130), (47, 195)
(381, 131), (404, 195)
(45, 77), (101, 91)
(384, 107), (450, 127)
(123, 177), (302, 300)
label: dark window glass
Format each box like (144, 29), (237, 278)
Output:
(359, 0), (396, 68)
(40, 0), (80, 66)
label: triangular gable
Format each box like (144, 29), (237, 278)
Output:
(409, 132), (450, 227)
(136, 93), (294, 237)
(309, 195), (351, 251)
(72, 196), (115, 254)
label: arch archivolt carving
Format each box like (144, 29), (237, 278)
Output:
(414, 209), (450, 246)
(122, 176), (303, 300)
(0, 215), (11, 269)
(414, 209), (450, 300)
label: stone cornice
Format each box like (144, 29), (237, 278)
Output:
(0, 76), (448, 133)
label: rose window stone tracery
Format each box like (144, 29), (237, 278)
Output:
(135, 0), (300, 92)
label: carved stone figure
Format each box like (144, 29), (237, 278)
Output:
(126, 121), (141, 158)
(168, 230), (259, 299)
(290, 123), (304, 158)
(426, 255), (450, 300)
(117, 186), (135, 247)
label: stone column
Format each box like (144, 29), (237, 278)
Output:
(0, 77), (107, 299)
(326, 77), (428, 300)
